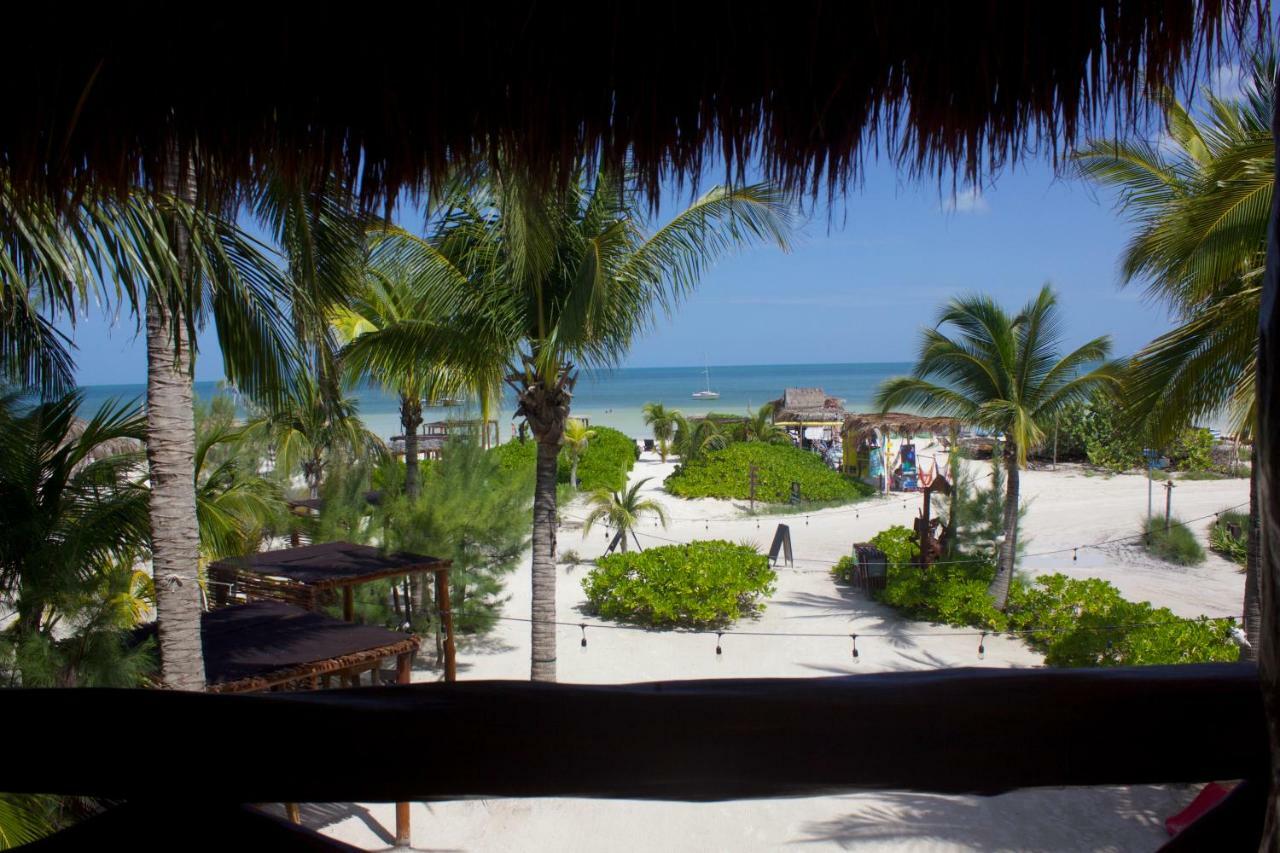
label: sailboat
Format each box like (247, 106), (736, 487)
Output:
(692, 361), (720, 400)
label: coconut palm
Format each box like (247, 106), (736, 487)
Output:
(875, 286), (1124, 608)
(350, 167), (791, 681)
(194, 422), (286, 563)
(581, 478), (669, 553)
(0, 390), (154, 687)
(244, 375), (386, 500)
(563, 418), (596, 488)
(642, 402), (680, 462)
(1074, 52), (1273, 655)
(1, 173), (304, 688)
(743, 402), (787, 443)
(672, 414), (729, 465)
(334, 232), (491, 497)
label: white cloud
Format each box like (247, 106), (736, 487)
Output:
(941, 186), (989, 214)
(1209, 63), (1249, 102)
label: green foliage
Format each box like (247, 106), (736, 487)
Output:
(1142, 516), (1206, 566)
(318, 438), (532, 634)
(487, 425), (637, 493)
(1006, 574), (1237, 666)
(859, 525), (1235, 666)
(583, 540), (776, 627)
(671, 414), (729, 465)
(1209, 510), (1249, 566)
(1168, 427), (1214, 472)
(574, 426), (637, 492)
(0, 390), (156, 688)
(665, 442), (871, 503)
(860, 526), (1007, 629)
(1070, 395), (1145, 472)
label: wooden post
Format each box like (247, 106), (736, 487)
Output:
(1165, 480), (1175, 533)
(342, 586), (354, 623)
(435, 569), (457, 682)
(285, 802), (301, 825)
(394, 650), (413, 846)
(748, 464), (759, 512)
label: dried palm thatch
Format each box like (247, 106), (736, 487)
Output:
(772, 388), (846, 422)
(64, 416), (145, 466)
(0, 2), (1259, 207)
(843, 412), (962, 440)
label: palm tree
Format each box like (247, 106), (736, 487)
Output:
(672, 414), (728, 465)
(743, 402), (787, 443)
(875, 286), (1123, 608)
(334, 232), (487, 497)
(581, 478), (669, 553)
(1, 171), (304, 688)
(0, 390), (153, 687)
(642, 402), (680, 462)
(350, 167), (791, 681)
(563, 418), (596, 488)
(194, 422), (286, 563)
(245, 376), (386, 500)
(1073, 53), (1273, 654)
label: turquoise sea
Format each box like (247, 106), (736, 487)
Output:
(78, 361), (913, 441)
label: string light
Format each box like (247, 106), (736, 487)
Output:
(715, 632), (723, 655)
(1072, 548), (1078, 562)
(850, 633), (859, 661)
(580, 623), (588, 648)
(977, 632), (986, 660)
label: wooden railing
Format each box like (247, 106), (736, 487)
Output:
(2, 663), (1264, 805)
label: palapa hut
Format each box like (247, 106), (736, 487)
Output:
(7, 3), (1276, 849)
(771, 388), (846, 449)
(842, 413), (962, 492)
(392, 419), (500, 461)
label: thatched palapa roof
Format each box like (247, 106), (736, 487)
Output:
(0, 3), (1252, 205)
(843, 412), (963, 438)
(773, 388), (846, 423)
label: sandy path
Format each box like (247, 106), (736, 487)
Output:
(317, 450), (1247, 851)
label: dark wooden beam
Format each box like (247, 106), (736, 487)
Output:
(0, 665), (1264, 803)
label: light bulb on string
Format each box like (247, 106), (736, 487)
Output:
(850, 633), (859, 662)
(715, 632), (723, 656)
(977, 632), (987, 660)
(1072, 548), (1078, 562)
(580, 623), (588, 649)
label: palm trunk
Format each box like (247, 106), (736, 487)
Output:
(619, 527), (628, 553)
(988, 442), (1020, 609)
(570, 456), (579, 489)
(1243, 463), (1261, 661)
(531, 439), (560, 681)
(400, 393), (423, 499)
(146, 289), (206, 690)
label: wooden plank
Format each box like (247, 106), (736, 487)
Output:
(435, 569), (456, 682)
(0, 664), (1264, 802)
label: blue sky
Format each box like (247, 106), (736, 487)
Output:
(61, 59), (1257, 386)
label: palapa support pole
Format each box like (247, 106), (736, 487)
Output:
(435, 568), (456, 682)
(395, 650), (413, 846)
(342, 586), (354, 623)
(1165, 480), (1176, 533)
(285, 802), (301, 825)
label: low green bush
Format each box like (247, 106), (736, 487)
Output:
(488, 425), (637, 492)
(856, 527), (1006, 629)
(582, 540), (776, 627)
(1143, 516), (1206, 566)
(665, 442), (872, 503)
(1209, 510), (1249, 567)
(1168, 427), (1214, 472)
(1006, 574), (1236, 666)
(855, 525), (1237, 667)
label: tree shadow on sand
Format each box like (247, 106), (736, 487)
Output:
(795, 785), (1194, 851)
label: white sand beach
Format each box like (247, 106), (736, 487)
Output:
(317, 449), (1249, 851)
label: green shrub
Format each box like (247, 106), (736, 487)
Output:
(1178, 469), (1227, 481)
(841, 526), (1006, 629)
(582, 540), (776, 627)
(1006, 574), (1236, 666)
(488, 425), (637, 492)
(574, 426), (637, 492)
(860, 526), (1236, 667)
(665, 442), (871, 503)
(1208, 510), (1249, 567)
(1143, 516), (1206, 566)
(1169, 427), (1214, 472)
